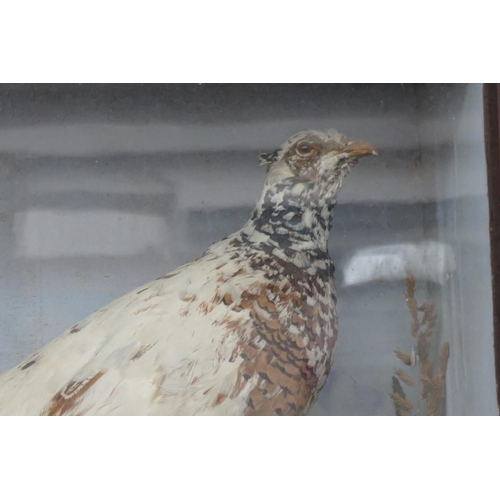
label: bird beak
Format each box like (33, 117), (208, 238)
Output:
(342, 140), (378, 158)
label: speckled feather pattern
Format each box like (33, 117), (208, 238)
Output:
(0, 129), (376, 415)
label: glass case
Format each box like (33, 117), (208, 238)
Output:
(0, 83), (496, 415)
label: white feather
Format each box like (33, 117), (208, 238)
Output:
(0, 236), (262, 415)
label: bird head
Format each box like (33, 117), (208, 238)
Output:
(258, 129), (377, 210)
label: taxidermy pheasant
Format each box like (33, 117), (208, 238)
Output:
(0, 129), (376, 415)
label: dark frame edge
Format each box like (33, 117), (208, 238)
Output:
(483, 83), (500, 414)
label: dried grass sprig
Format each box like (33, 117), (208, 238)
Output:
(394, 348), (412, 366)
(391, 376), (413, 416)
(392, 268), (450, 416)
(394, 369), (414, 387)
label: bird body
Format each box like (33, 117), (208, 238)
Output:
(0, 129), (376, 415)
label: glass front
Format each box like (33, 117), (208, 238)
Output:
(0, 84), (495, 415)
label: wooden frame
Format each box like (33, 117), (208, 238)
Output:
(483, 83), (500, 412)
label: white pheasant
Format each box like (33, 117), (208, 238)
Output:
(0, 129), (376, 415)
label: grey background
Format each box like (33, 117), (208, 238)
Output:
(0, 83), (495, 415)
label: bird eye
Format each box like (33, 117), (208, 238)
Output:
(296, 141), (314, 156)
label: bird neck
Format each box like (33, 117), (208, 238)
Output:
(245, 197), (336, 254)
